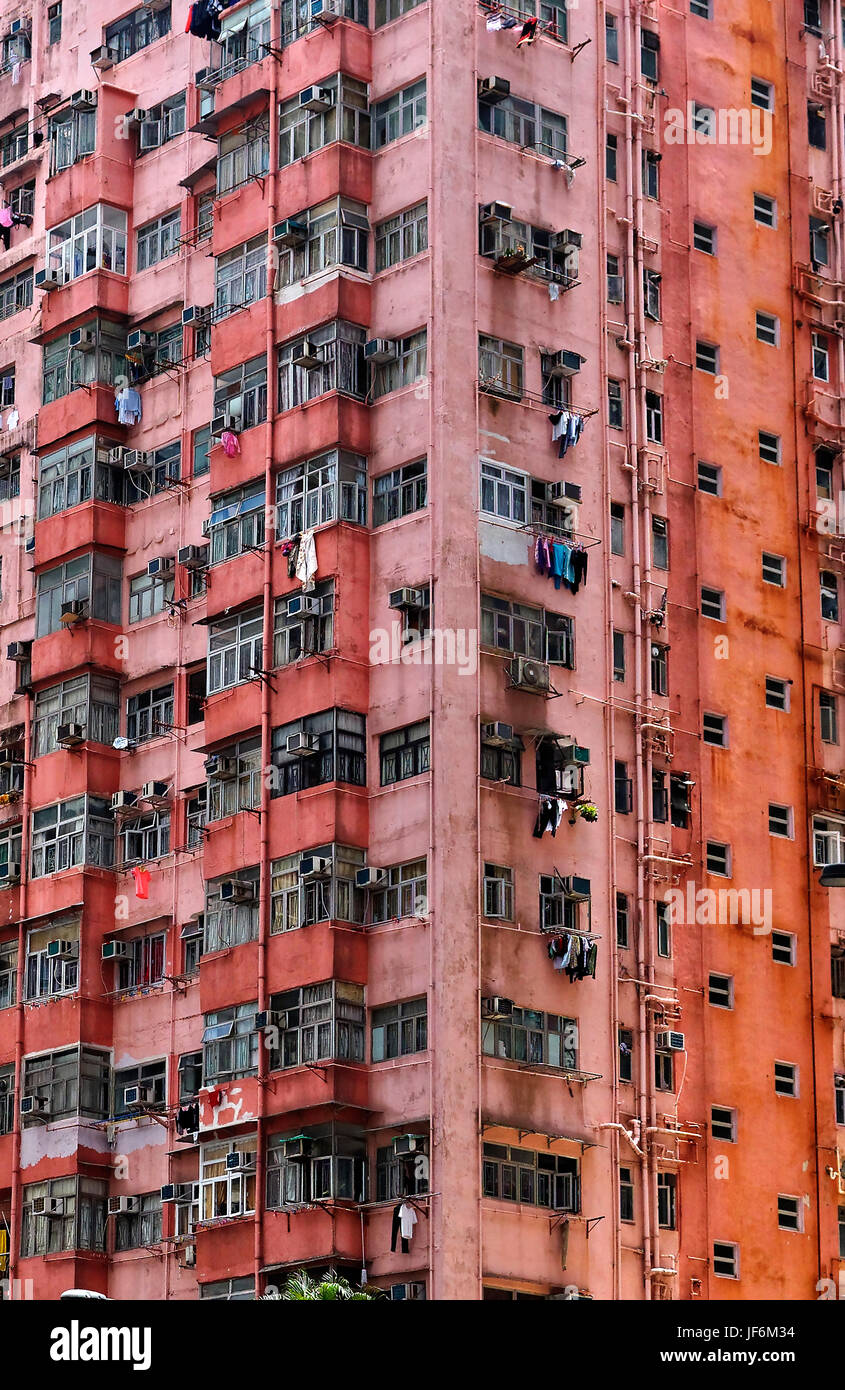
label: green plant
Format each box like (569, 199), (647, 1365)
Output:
(262, 1268), (384, 1301)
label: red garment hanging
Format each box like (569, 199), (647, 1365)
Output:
(132, 866), (151, 899)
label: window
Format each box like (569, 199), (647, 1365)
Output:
(758, 429), (781, 465)
(643, 150), (660, 199)
(814, 331), (831, 382)
(205, 606), (257, 696)
(114, 1193), (162, 1251)
(765, 676), (790, 712)
(270, 709), (367, 797)
(215, 0), (271, 78)
(482, 1005), (578, 1071)
(654, 1048), (674, 1091)
(106, 4), (171, 60)
(480, 460), (527, 525)
(774, 1061), (798, 1097)
(713, 1241), (739, 1279)
(21, 1177), (107, 1257)
(695, 341), (719, 374)
(179, 1051), (203, 1100)
(0, 1061), (13, 1134)
(482, 1142), (580, 1210)
(129, 571), (174, 623)
(692, 102), (716, 137)
(380, 721), (430, 785)
(645, 390), (663, 443)
(200, 1137), (257, 1221)
(811, 216), (830, 266)
(753, 192), (777, 227)
(0, 267), (33, 320)
(658, 1173), (677, 1230)
(135, 93), (186, 154)
(113, 1059), (166, 1113)
(376, 1137), (430, 1201)
(478, 92), (567, 161)
(650, 642), (668, 696)
(8, 179), (35, 222)
(821, 569), (839, 621)
(756, 311), (779, 346)
(808, 100), (827, 148)
(706, 841), (731, 876)
(751, 77), (774, 111)
(480, 592), (574, 666)
(711, 1106), (736, 1142)
(372, 997), (427, 1061)
(814, 814), (845, 865)
(0, 122), (27, 169)
(701, 586), (725, 621)
(376, 0), (425, 20)
(193, 425), (211, 481)
(619, 1165), (634, 1221)
(616, 894), (630, 949)
(606, 253), (624, 303)
(656, 902), (671, 958)
(482, 864), (513, 920)
(278, 73), (370, 167)
(817, 446), (835, 498)
(270, 845), (366, 934)
(48, 3), (62, 44)
(126, 684), (174, 744)
(762, 551), (786, 586)
(203, 1003), (258, 1084)
(702, 712), (727, 747)
(273, 580), (334, 666)
(697, 461), (722, 495)
(276, 198), (369, 289)
(651, 516), (668, 570)
(34, 676), (119, 757)
(477, 334), (526, 401)
(375, 201), (428, 271)
(216, 117), (270, 196)
(42, 322), (128, 404)
(276, 448), (367, 537)
(208, 482), (265, 566)
(277, 322), (366, 412)
(641, 29), (659, 82)
(709, 972), (733, 1008)
(481, 731), (521, 786)
(373, 458), (427, 526)
(804, 0), (822, 32)
(214, 355), (267, 431)
(204, 869), (260, 954)
(214, 235), (267, 318)
(615, 761), (632, 814)
(267, 1126), (366, 1206)
(606, 12), (619, 61)
(768, 803), (792, 838)
(608, 378), (624, 429)
(49, 105), (96, 175)
(136, 210), (180, 272)
(120, 808), (170, 866)
(652, 770), (668, 824)
(368, 859), (426, 924)
(267, 981), (365, 1070)
(693, 220), (716, 254)
(371, 329), (428, 400)
(0, 940), (17, 1011)
(23, 1046), (109, 1121)
(206, 737), (262, 822)
(24, 920), (77, 1000)
(606, 133), (618, 181)
(373, 79), (427, 147)
(38, 434), (123, 520)
(613, 629), (626, 682)
(772, 931), (796, 966)
(618, 1027), (633, 1083)
(821, 691), (839, 743)
(30, 797), (114, 878)
(610, 502), (625, 555)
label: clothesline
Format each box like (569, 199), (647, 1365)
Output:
(521, 524), (601, 549)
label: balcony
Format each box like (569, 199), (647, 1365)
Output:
(191, 56), (273, 138)
(262, 1203), (363, 1272)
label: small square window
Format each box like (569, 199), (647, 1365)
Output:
(753, 193), (777, 227)
(768, 803), (793, 837)
(708, 972), (733, 1008)
(777, 1194), (803, 1232)
(758, 429), (781, 465)
(690, 0), (712, 15)
(762, 552), (786, 586)
(711, 1105), (736, 1142)
(756, 311), (779, 346)
(771, 931), (796, 966)
(695, 341), (720, 374)
(702, 713), (727, 747)
(765, 676), (790, 711)
(706, 840), (731, 876)
(693, 220), (716, 254)
(751, 78), (774, 111)
(820, 691), (839, 744)
(700, 586), (725, 621)
(697, 461), (722, 495)
(774, 1061), (798, 1097)
(713, 1241), (739, 1279)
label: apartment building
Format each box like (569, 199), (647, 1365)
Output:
(0, 0), (840, 1304)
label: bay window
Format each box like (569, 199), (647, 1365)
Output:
(42, 321), (127, 405)
(200, 1137), (257, 1221)
(276, 198), (369, 288)
(46, 205), (127, 283)
(203, 1003), (258, 1084)
(38, 435), (124, 519)
(34, 675), (119, 756)
(277, 321), (367, 412)
(24, 922), (79, 1000)
(270, 843), (366, 934)
(21, 1177), (107, 1257)
(36, 553), (122, 637)
(30, 796), (115, 878)
(270, 708), (366, 797)
(275, 449), (367, 537)
(278, 73), (370, 166)
(208, 481), (265, 564)
(207, 605), (263, 694)
(267, 981), (365, 1070)
(266, 1126), (366, 1206)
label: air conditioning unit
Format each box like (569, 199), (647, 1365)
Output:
(141, 781), (168, 799)
(6, 640), (31, 662)
(299, 86), (334, 112)
(125, 108), (148, 127)
(60, 600), (86, 626)
(291, 339), (323, 370)
(147, 556), (175, 578)
(283, 1135), (312, 1160)
(481, 721), (514, 747)
(273, 218), (308, 249)
(70, 89), (97, 111)
(161, 1183), (197, 1203)
(108, 1195), (139, 1215)
(195, 68), (220, 92)
(364, 338), (397, 365)
(0, 861), (21, 885)
(102, 939), (128, 960)
(125, 1084), (156, 1108)
(57, 723), (85, 746)
(655, 1031), (685, 1052)
(47, 938), (77, 958)
(392, 1134), (421, 1156)
(219, 879), (255, 903)
(311, 0), (344, 22)
(286, 593), (321, 618)
(563, 875), (591, 901)
(287, 731), (319, 756)
(225, 1151), (253, 1171)
(20, 1095), (49, 1118)
(124, 451), (151, 472)
(126, 329), (156, 354)
(482, 996), (513, 1020)
(222, 397), (244, 427)
(543, 350), (584, 378)
(90, 43), (118, 70)
(46, 1198), (66, 1216)
(182, 305), (212, 326)
(508, 656), (551, 692)
(480, 201), (512, 224)
(178, 544), (209, 570)
(35, 267), (64, 292)
(255, 1009), (280, 1030)
(561, 742), (590, 767)
(355, 866), (387, 889)
(388, 587), (425, 611)
(110, 791), (137, 811)
(478, 76), (510, 104)
(547, 481), (582, 504)
(552, 229), (583, 252)
(299, 855), (331, 880)
(204, 754), (238, 778)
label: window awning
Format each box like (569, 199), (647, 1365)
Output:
(481, 1118), (595, 1153)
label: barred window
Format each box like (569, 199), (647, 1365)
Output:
(270, 709), (366, 797)
(482, 1004), (577, 1069)
(204, 869), (260, 954)
(216, 117), (270, 196)
(478, 92), (567, 160)
(276, 198), (369, 288)
(275, 449), (367, 537)
(273, 579), (334, 666)
(21, 1176), (107, 1257)
(0, 268), (33, 320)
(270, 843), (366, 934)
(207, 736), (263, 821)
(375, 201), (428, 271)
(214, 235), (267, 319)
(278, 72), (370, 167)
(114, 1193), (162, 1251)
(380, 720), (430, 785)
(34, 675), (119, 757)
(268, 981), (365, 1069)
(371, 859), (427, 923)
